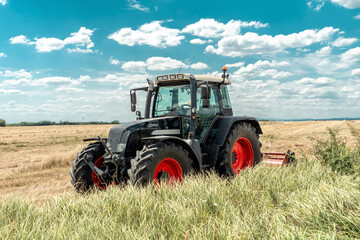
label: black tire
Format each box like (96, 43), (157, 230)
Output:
(70, 142), (105, 192)
(128, 142), (193, 185)
(216, 122), (261, 177)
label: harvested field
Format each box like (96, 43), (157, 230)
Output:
(0, 120), (359, 202)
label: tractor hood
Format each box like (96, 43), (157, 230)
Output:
(107, 116), (182, 154)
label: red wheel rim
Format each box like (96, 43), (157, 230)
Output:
(92, 157), (114, 190)
(232, 137), (254, 174)
(153, 158), (183, 185)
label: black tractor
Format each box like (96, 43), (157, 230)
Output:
(70, 67), (264, 191)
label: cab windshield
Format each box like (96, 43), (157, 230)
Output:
(154, 84), (192, 117)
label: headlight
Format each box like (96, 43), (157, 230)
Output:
(117, 143), (126, 152)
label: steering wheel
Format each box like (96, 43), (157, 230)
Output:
(180, 104), (191, 110)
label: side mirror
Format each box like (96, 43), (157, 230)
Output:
(201, 86), (210, 100)
(131, 104), (136, 112)
(130, 90), (137, 105)
(202, 99), (210, 108)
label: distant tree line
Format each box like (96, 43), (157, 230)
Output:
(0, 118), (5, 127)
(6, 120), (120, 127)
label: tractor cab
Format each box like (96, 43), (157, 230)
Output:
(130, 72), (233, 142)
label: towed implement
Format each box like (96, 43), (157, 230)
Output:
(70, 67), (293, 192)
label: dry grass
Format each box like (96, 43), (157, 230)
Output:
(0, 121), (359, 202)
(0, 125), (113, 201)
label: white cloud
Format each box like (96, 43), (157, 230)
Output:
(226, 62), (245, 68)
(54, 86), (85, 93)
(121, 61), (147, 72)
(331, 37), (357, 47)
(110, 56), (121, 65)
(351, 68), (360, 76)
(206, 27), (339, 57)
(232, 60), (292, 80)
(127, 0), (149, 12)
(296, 77), (336, 85)
(0, 89), (22, 94)
(330, 0), (360, 9)
(182, 18), (268, 38)
(307, 1), (325, 11)
(0, 69), (32, 79)
(121, 57), (209, 71)
(0, 52), (6, 58)
(190, 62), (209, 70)
(108, 21), (184, 48)
(34, 37), (66, 52)
(189, 38), (208, 45)
(9, 35), (31, 44)
(9, 27), (96, 53)
(355, 14), (360, 19)
(146, 57), (183, 71)
(31, 75), (87, 86)
(0, 0), (7, 6)
(341, 47), (360, 62)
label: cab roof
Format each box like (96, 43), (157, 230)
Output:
(155, 73), (231, 85)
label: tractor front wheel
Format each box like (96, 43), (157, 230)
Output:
(216, 122), (261, 176)
(128, 142), (193, 185)
(70, 142), (105, 192)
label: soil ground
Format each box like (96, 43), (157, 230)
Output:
(0, 121), (359, 202)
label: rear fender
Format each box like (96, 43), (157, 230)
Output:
(142, 136), (201, 171)
(213, 116), (263, 147)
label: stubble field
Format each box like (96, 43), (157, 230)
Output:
(0, 120), (359, 202)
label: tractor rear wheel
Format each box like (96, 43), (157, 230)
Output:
(216, 122), (261, 177)
(128, 142), (193, 185)
(70, 142), (105, 192)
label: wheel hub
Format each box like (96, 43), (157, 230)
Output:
(231, 137), (254, 174)
(154, 158), (183, 185)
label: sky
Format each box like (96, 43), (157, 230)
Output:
(0, 0), (360, 123)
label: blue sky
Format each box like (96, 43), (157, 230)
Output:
(0, 0), (360, 123)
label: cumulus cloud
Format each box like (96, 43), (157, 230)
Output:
(189, 38), (212, 45)
(9, 35), (30, 44)
(232, 60), (292, 80)
(54, 86), (85, 93)
(341, 47), (360, 62)
(108, 21), (184, 48)
(121, 57), (209, 72)
(0, 52), (6, 58)
(9, 27), (96, 53)
(0, 69), (32, 79)
(351, 68), (360, 76)
(331, 37), (357, 47)
(190, 62), (209, 70)
(0, 89), (22, 94)
(0, 0), (7, 6)
(121, 61), (147, 72)
(127, 0), (149, 12)
(206, 27), (339, 57)
(146, 57), (184, 71)
(330, 0), (360, 9)
(226, 62), (245, 68)
(182, 18), (268, 38)
(355, 14), (360, 19)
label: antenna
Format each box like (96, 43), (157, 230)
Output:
(178, 65), (182, 73)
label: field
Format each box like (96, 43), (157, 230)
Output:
(0, 120), (359, 202)
(0, 121), (359, 239)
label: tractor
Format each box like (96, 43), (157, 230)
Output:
(70, 67), (291, 192)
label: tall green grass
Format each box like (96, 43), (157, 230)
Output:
(313, 128), (360, 177)
(1, 161), (359, 239)
(1, 129), (360, 239)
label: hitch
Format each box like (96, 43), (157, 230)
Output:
(83, 153), (111, 184)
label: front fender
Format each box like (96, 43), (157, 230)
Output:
(142, 136), (201, 171)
